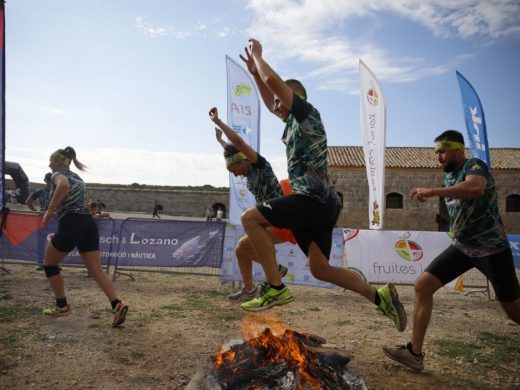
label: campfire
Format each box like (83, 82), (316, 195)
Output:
(187, 315), (366, 390)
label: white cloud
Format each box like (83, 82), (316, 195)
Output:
(390, 0), (520, 39)
(244, 0), (519, 91)
(135, 17), (173, 38)
(134, 17), (238, 39)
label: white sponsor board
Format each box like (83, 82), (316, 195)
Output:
(344, 229), (455, 286)
(220, 225), (344, 289)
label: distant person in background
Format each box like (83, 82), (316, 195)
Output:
(206, 207), (214, 222)
(209, 106), (293, 304)
(88, 201), (110, 219)
(26, 172), (53, 212)
(152, 201), (162, 219)
(41, 146), (128, 327)
(26, 172), (53, 270)
(216, 207), (224, 221)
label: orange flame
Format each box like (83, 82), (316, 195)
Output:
(214, 314), (322, 387)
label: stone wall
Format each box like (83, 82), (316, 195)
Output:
(85, 187), (229, 218)
(17, 166), (520, 232)
(330, 167), (520, 233)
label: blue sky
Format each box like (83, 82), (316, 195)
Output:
(5, 0), (520, 186)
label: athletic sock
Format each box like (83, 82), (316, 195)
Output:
(374, 291), (381, 306)
(111, 299), (121, 310)
(56, 297), (68, 309)
(270, 283), (285, 290)
(407, 342), (422, 356)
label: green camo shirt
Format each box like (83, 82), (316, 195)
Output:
(29, 187), (51, 211)
(444, 158), (509, 256)
(51, 170), (90, 220)
(282, 94), (335, 204)
(246, 153), (282, 202)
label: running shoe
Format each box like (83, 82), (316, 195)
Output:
(112, 301), (128, 328)
(240, 283), (293, 312)
(278, 264), (295, 281)
(43, 304), (71, 317)
(278, 264), (288, 278)
(383, 343), (425, 372)
(227, 286), (259, 302)
(377, 283), (407, 332)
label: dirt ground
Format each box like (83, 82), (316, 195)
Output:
(0, 263), (518, 389)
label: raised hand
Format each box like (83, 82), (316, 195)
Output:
(209, 107), (219, 123)
(239, 46), (257, 75)
(248, 38), (262, 59)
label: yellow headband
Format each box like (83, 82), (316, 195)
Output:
(225, 152), (247, 168)
(434, 140), (465, 153)
(51, 150), (72, 167)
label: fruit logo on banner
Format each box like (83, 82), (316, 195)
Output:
(394, 232), (424, 262)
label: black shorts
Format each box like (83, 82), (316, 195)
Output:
(256, 194), (341, 258)
(425, 245), (520, 302)
(51, 213), (100, 253)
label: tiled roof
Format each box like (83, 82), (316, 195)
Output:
(328, 146), (520, 170)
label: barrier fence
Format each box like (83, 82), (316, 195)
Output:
(1, 212), (519, 299)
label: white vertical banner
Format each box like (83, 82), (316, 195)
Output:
(225, 56), (261, 224)
(359, 59), (386, 230)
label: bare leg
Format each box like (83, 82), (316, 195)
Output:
(410, 272), (443, 353)
(43, 241), (69, 299)
(499, 298), (520, 324)
(240, 208), (281, 286)
(235, 229), (284, 291)
(235, 235), (256, 291)
(81, 251), (117, 301)
(307, 241), (376, 301)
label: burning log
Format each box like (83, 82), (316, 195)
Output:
(204, 327), (365, 390)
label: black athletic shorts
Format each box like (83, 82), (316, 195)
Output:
(256, 194), (341, 258)
(51, 213), (100, 253)
(425, 245), (520, 302)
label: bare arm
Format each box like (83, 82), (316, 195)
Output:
(248, 38), (294, 112)
(410, 174), (487, 202)
(41, 174), (69, 227)
(209, 107), (258, 164)
(214, 128), (229, 149)
(239, 46), (276, 113)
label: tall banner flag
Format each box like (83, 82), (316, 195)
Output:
(456, 71), (490, 167)
(359, 60), (386, 230)
(0, 2), (5, 210)
(225, 56), (260, 224)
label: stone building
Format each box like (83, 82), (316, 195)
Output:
(328, 146), (520, 233)
(12, 147), (520, 232)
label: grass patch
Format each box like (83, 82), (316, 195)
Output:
(0, 329), (28, 371)
(436, 331), (520, 380)
(0, 306), (17, 320)
(216, 309), (245, 322)
(307, 306), (321, 312)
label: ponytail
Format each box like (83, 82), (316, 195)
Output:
(62, 146), (87, 171)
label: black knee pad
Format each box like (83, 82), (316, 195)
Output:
(44, 265), (61, 278)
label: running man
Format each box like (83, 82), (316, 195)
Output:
(384, 130), (520, 371)
(209, 106), (293, 303)
(41, 146), (128, 327)
(235, 38), (406, 332)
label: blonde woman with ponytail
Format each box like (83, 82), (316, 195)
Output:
(41, 146), (128, 327)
